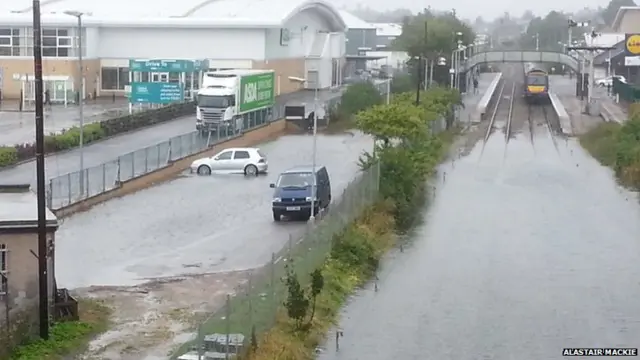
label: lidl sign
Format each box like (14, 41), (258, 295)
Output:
(625, 34), (640, 56)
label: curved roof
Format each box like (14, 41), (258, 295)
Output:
(1, 0), (346, 31)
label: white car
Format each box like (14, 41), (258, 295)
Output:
(596, 75), (626, 87)
(190, 147), (268, 176)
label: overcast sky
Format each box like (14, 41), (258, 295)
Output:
(335, 0), (612, 20)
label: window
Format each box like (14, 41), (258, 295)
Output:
(234, 151), (250, 159)
(41, 28), (73, 57)
(0, 244), (7, 296)
(216, 151), (232, 160)
(101, 67), (130, 90)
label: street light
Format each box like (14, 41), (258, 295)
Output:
(288, 75), (318, 222)
(64, 10), (85, 195)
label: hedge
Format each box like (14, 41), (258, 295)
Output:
(0, 101), (195, 169)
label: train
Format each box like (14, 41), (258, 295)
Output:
(523, 62), (549, 104)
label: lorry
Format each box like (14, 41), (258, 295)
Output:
(196, 69), (276, 133)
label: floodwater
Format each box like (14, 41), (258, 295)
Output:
(56, 132), (372, 289)
(318, 119), (640, 359)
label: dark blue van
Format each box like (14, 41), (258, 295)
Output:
(270, 165), (331, 221)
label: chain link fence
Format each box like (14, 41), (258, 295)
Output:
(46, 113), (271, 209)
(169, 162), (380, 360)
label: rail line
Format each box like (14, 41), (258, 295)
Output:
(528, 103), (560, 154)
(483, 81), (516, 144)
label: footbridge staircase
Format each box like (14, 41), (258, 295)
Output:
(461, 50), (580, 73)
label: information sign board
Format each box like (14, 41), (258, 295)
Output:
(129, 82), (184, 104)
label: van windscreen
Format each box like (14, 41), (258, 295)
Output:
(277, 173), (314, 187)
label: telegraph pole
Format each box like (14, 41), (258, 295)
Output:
(32, 0), (50, 340)
(416, 17), (427, 105)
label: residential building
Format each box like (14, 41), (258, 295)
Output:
(0, 0), (348, 101)
(0, 184), (59, 358)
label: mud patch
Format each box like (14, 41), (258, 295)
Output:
(74, 270), (250, 360)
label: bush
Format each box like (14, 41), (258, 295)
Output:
(580, 109), (640, 188)
(0, 102), (196, 169)
(0, 146), (18, 167)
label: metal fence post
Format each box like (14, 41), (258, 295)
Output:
(168, 138), (173, 162)
(144, 147), (149, 173)
(157, 142), (161, 167)
(102, 163), (106, 193)
(248, 272), (253, 338)
(225, 294), (231, 360)
(131, 152), (135, 178)
(116, 156), (121, 183)
(47, 180), (53, 209)
(270, 252), (276, 324)
(196, 324), (203, 360)
(67, 172), (72, 204)
(85, 168), (90, 199)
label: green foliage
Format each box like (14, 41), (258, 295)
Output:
(0, 146), (18, 167)
(356, 103), (429, 142)
(356, 87), (457, 229)
(307, 269), (325, 325)
(9, 300), (111, 360)
(390, 74), (415, 94)
(394, 10), (475, 58)
(283, 264), (309, 329)
(581, 109), (640, 188)
(337, 82), (383, 119)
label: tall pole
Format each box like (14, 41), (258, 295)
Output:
(415, 56), (422, 105)
(385, 57), (390, 104)
(450, 50), (455, 88)
(33, 0), (49, 340)
(535, 33), (539, 51)
(310, 85), (317, 221)
(77, 14), (85, 195)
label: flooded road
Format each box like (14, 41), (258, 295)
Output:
(319, 118), (640, 359)
(56, 132), (372, 289)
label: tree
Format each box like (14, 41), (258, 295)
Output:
(602, 0), (636, 26)
(355, 102), (429, 145)
(283, 264), (308, 329)
(337, 82), (383, 120)
(520, 11), (585, 51)
(306, 269), (324, 325)
(394, 11), (475, 59)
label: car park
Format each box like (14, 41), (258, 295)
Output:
(270, 165), (331, 221)
(190, 147), (267, 176)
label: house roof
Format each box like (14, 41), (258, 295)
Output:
(611, 6), (640, 32)
(0, 0), (347, 30)
(337, 10), (375, 30)
(0, 185), (58, 231)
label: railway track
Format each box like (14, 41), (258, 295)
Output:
(482, 80), (516, 146)
(527, 103), (560, 154)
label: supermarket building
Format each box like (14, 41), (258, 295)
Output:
(0, 0), (347, 102)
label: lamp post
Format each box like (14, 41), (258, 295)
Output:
(288, 76), (318, 222)
(64, 10), (85, 195)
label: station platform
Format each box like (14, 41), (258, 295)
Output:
(458, 72), (501, 124)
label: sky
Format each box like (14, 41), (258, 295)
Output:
(333, 0), (613, 20)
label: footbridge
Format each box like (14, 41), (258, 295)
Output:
(461, 50), (580, 73)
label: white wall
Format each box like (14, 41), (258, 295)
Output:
(96, 27), (265, 60)
(84, 27), (101, 59)
(265, 8), (333, 59)
(329, 32), (345, 58)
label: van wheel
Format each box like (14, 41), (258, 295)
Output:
(273, 211), (281, 222)
(244, 165), (258, 176)
(197, 165), (212, 175)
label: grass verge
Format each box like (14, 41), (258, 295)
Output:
(578, 121), (621, 167)
(9, 299), (111, 360)
(243, 201), (397, 360)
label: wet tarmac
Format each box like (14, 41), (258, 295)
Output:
(56, 132), (373, 289)
(318, 117), (640, 359)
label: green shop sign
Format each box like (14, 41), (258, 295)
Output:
(239, 72), (276, 113)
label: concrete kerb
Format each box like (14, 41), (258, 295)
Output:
(52, 119), (291, 219)
(548, 92), (572, 136)
(475, 73), (503, 123)
(600, 101), (624, 124)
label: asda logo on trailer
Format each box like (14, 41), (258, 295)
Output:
(240, 73), (275, 113)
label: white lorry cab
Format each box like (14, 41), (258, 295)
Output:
(196, 69), (275, 134)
